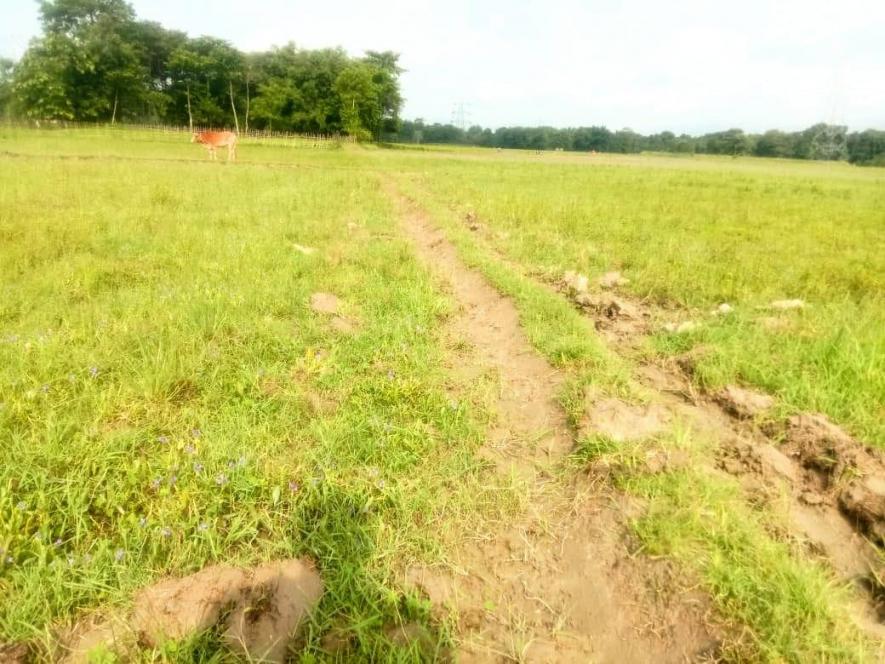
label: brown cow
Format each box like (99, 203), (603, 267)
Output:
(192, 131), (237, 162)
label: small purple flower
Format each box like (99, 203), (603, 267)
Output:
(288, 481), (300, 493)
(157, 435), (169, 444)
(54, 538), (63, 548)
(114, 548), (125, 562)
(215, 473), (228, 486)
(191, 428), (202, 439)
(89, 366), (99, 378)
(160, 527), (172, 538)
(168, 473), (178, 486)
(193, 462), (204, 474)
(150, 477), (162, 490)
(184, 444), (196, 456)
(197, 522), (209, 533)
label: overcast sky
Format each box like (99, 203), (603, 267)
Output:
(3, 0), (884, 133)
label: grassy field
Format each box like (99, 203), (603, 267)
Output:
(1, 127), (884, 662)
(392, 152), (885, 446)
(0, 130), (519, 660)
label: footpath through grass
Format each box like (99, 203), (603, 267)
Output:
(0, 141), (513, 660)
(392, 172), (878, 663)
(391, 153), (885, 446)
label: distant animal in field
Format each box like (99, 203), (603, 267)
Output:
(191, 131), (237, 162)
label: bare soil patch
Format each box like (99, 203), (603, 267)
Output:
(385, 181), (720, 663)
(582, 397), (670, 442)
(309, 292), (340, 314)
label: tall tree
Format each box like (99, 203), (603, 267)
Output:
(0, 58), (17, 119)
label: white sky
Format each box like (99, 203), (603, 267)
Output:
(3, 0), (884, 133)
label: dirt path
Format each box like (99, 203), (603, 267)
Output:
(383, 180), (720, 663)
(460, 205), (885, 639)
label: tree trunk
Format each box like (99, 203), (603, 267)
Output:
(111, 90), (118, 125)
(244, 74), (250, 134)
(229, 80), (240, 134)
(186, 83), (193, 133)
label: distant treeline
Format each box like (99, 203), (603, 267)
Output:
(0, 0), (403, 139)
(390, 121), (885, 166)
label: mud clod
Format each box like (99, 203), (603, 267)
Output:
(223, 560), (324, 663)
(0, 643), (30, 664)
(839, 477), (885, 545)
(464, 210), (481, 231)
(599, 270), (630, 289)
(63, 559), (324, 663)
(562, 270), (589, 294)
(782, 413), (859, 488)
(715, 385), (775, 419)
(309, 292), (340, 314)
(133, 565), (248, 645)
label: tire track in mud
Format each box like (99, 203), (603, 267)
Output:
(383, 179), (720, 663)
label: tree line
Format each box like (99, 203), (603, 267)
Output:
(391, 121), (885, 166)
(0, 0), (403, 139)
(1, 2), (883, 165)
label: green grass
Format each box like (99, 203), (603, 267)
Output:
(0, 143), (516, 661)
(394, 154), (885, 445)
(2, 128), (883, 662)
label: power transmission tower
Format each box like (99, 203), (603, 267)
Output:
(451, 102), (470, 130)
